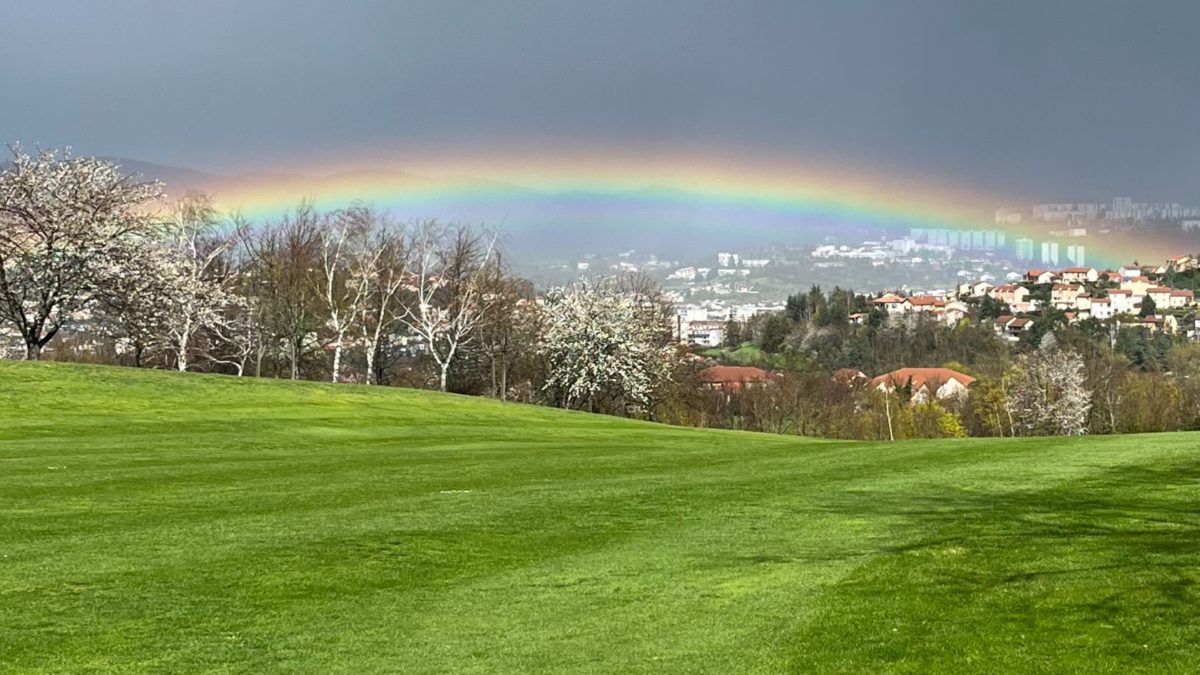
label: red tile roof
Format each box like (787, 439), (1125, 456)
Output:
(870, 367), (976, 391)
(906, 296), (944, 306)
(697, 366), (770, 384)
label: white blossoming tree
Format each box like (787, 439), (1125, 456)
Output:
(160, 194), (236, 372)
(1006, 348), (1092, 436)
(0, 147), (162, 359)
(539, 279), (677, 413)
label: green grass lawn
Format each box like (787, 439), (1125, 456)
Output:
(3, 362), (1200, 673)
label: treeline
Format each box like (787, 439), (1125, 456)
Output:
(0, 148), (682, 413)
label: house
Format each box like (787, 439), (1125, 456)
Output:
(957, 280), (993, 298)
(904, 296), (945, 314)
(1167, 254), (1196, 272)
(942, 300), (969, 324)
(1102, 271), (1122, 283)
(993, 315), (1014, 336)
(1025, 270), (1055, 284)
(871, 367), (976, 402)
(1004, 317), (1033, 339)
(1146, 287), (1175, 309)
(1090, 297), (1114, 320)
(1107, 289), (1138, 314)
(697, 366), (770, 393)
(848, 312), (868, 325)
(1051, 284), (1085, 309)
(1120, 264), (1144, 279)
(873, 293), (906, 316)
(1169, 289), (1195, 308)
(682, 320), (725, 347)
(1142, 314), (1179, 335)
(1060, 267), (1098, 283)
(1121, 276), (1152, 296)
(989, 284), (1030, 306)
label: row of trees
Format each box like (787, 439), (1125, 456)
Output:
(0, 148), (681, 407)
(5, 148), (1198, 440)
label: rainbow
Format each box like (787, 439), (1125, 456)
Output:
(181, 149), (1186, 267)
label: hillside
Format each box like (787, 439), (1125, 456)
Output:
(2, 363), (1200, 672)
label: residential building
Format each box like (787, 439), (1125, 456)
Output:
(1107, 289), (1137, 314)
(990, 284), (1030, 306)
(1121, 276), (1152, 296)
(1060, 267), (1098, 283)
(1051, 284), (1085, 309)
(1170, 290), (1195, 308)
(871, 367), (976, 402)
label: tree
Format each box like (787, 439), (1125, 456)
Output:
(1140, 295), (1157, 318)
(0, 147), (162, 359)
(1006, 349), (1092, 436)
(315, 205), (379, 383)
(759, 313), (789, 352)
(160, 194), (236, 372)
(784, 293), (808, 322)
(241, 204), (324, 379)
(475, 275), (537, 400)
(395, 220), (499, 392)
(723, 319), (743, 348)
(539, 279), (676, 413)
(95, 242), (176, 367)
(353, 213), (407, 385)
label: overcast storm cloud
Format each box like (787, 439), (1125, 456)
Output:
(2, 0), (1198, 200)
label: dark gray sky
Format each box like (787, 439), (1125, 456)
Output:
(3, 0), (1198, 201)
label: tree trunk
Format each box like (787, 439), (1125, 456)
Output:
(290, 340), (300, 380)
(439, 360), (450, 392)
(364, 340), (376, 385)
(24, 341), (40, 361)
(177, 317), (191, 372)
(331, 331), (344, 383)
(500, 359), (508, 401)
(884, 395), (895, 442)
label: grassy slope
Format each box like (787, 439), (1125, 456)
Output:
(2, 363), (1199, 673)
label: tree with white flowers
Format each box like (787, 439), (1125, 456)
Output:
(0, 147), (163, 359)
(539, 278), (677, 413)
(160, 193), (236, 372)
(1006, 348), (1092, 436)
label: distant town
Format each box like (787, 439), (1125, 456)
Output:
(517, 196), (1200, 346)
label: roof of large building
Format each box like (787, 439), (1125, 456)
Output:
(697, 365), (770, 384)
(870, 367), (977, 391)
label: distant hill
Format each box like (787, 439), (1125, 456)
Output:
(95, 157), (227, 193)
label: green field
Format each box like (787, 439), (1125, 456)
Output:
(3, 362), (1200, 672)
